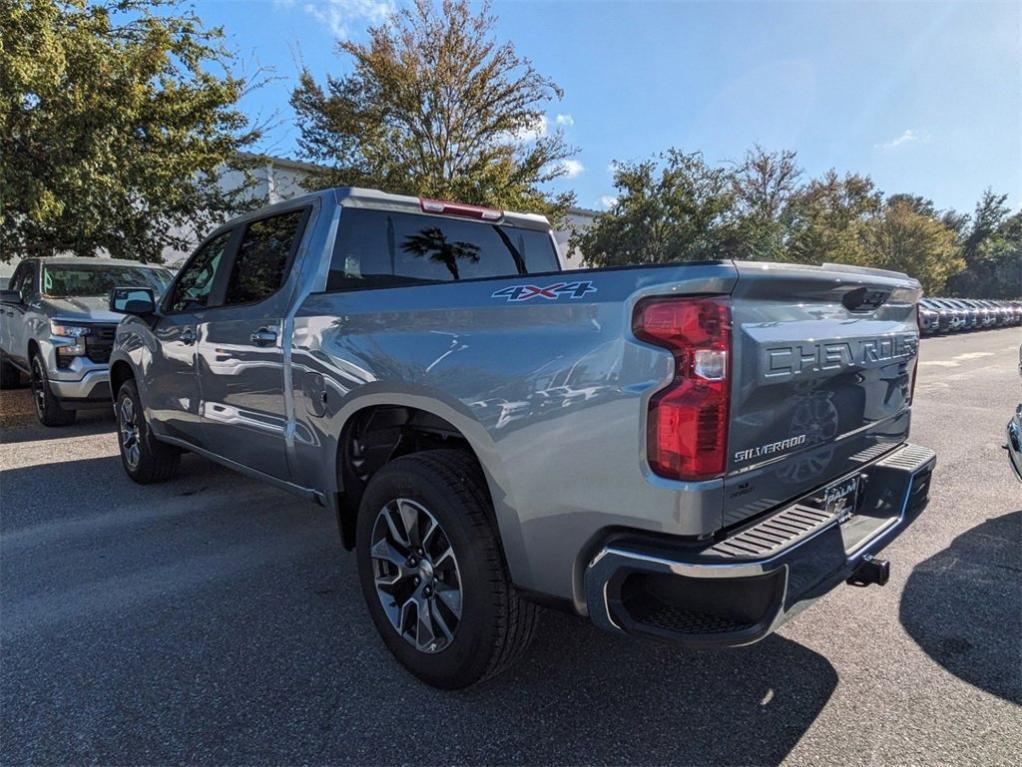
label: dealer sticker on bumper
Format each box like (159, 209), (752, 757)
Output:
(816, 475), (860, 521)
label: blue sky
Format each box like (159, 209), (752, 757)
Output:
(199, 0), (1021, 214)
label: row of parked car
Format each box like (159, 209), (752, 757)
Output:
(918, 298), (1022, 335)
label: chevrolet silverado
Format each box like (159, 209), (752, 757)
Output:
(106, 187), (936, 688)
(0, 257), (173, 425)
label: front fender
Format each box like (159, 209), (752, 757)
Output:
(110, 318), (157, 413)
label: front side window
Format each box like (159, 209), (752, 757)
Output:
(327, 209), (560, 290)
(168, 232), (232, 313)
(223, 210), (305, 306)
(41, 263), (173, 298)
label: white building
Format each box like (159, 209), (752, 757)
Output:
(167, 153), (597, 269)
(2, 153), (596, 281)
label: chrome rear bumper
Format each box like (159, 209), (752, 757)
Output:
(585, 443), (936, 646)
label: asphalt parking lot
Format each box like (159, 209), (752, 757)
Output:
(2, 327), (1020, 766)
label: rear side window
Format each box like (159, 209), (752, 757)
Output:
(327, 209), (559, 291)
(168, 232), (232, 313)
(224, 210), (305, 306)
(10, 263), (34, 296)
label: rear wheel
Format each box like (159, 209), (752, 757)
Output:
(355, 449), (538, 689)
(30, 352), (75, 426)
(116, 379), (180, 483)
(0, 354), (21, 388)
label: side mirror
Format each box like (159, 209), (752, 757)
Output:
(0, 289), (22, 305)
(109, 286), (156, 316)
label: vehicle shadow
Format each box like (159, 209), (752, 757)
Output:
(463, 616), (838, 766)
(0, 388), (114, 444)
(899, 509), (1022, 705)
(1, 452), (838, 766)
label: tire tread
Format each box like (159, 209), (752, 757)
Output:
(0, 355), (21, 389)
(31, 352), (75, 426)
(409, 450), (539, 684)
(357, 448), (539, 687)
(117, 379), (180, 483)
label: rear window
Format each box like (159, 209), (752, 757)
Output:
(327, 209), (559, 291)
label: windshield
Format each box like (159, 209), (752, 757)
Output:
(42, 264), (173, 298)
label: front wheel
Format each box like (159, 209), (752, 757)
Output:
(30, 352), (75, 426)
(116, 379), (180, 483)
(355, 449), (538, 689)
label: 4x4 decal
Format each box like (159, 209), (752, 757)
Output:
(491, 280), (597, 302)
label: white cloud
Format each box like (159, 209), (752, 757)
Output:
(302, 0), (394, 40)
(555, 113), (574, 127)
(561, 159), (585, 178)
(511, 114), (548, 143)
(597, 195), (618, 210)
(875, 129), (921, 150)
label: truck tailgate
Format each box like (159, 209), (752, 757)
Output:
(724, 262), (922, 527)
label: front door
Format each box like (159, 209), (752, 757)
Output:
(197, 207), (310, 480)
(145, 230), (233, 447)
(3, 262), (37, 370)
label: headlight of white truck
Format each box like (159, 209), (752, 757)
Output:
(50, 321), (91, 358)
(50, 321), (92, 338)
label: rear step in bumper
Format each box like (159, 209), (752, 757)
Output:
(585, 443), (936, 647)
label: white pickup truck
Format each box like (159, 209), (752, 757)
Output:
(0, 257), (172, 425)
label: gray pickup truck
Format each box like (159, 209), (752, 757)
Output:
(107, 188), (936, 688)
(0, 257), (172, 425)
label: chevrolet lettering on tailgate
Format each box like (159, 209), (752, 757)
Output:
(763, 334), (918, 380)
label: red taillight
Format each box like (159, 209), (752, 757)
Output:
(633, 296), (731, 481)
(419, 198), (503, 221)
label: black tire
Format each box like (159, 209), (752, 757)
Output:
(30, 352), (76, 426)
(0, 354), (21, 388)
(355, 449), (539, 689)
(115, 378), (180, 483)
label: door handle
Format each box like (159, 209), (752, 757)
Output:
(250, 327), (278, 347)
(180, 328), (197, 344)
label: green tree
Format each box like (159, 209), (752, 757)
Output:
(866, 197), (964, 294)
(948, 191), (1021, 297)
(785, 171), (883, 267)
(291, 0), (574, 220)
(0, 0), (259, 262)
(728, 146), (801, 261)
(572, 149), (734, 267)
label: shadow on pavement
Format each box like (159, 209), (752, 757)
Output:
(465, 618), (838, 766)
(0, 387), (113, 444)
(900, 509), (1022, 705)
(2, 451), (838, 766)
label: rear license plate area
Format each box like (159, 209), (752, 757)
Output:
(808, 475), (860, 522)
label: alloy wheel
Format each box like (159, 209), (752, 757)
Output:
(370, 498), (463, 654)
(119, 396), (141, 470)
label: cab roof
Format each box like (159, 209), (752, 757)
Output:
(220, 187), (554, 233)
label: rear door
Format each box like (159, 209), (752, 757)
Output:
(197, 206), (312, 480)
(723, 262), (921, 527)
